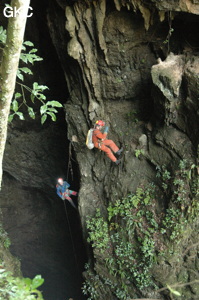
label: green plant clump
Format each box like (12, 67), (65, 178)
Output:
(134, 149), (145, 159)
(86, 209), (110, 251)
(83, 187), (158, 299)
(83, 160), (199, 299)
(0, 225), (11, 249)
(0, 267), (44, 300)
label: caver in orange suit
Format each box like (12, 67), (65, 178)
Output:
(92, 128), (119, 162)
(92, 120), (123, 164)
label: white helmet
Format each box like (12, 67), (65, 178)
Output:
(58, 178), (63, 184)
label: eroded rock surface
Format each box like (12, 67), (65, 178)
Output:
(47, 0), (199, 299)
(0, 0), (198, 299)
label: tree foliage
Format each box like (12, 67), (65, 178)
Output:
(0, 0), (31, 188)
(0, 268), (44, 300)
(0, 26), (63, 124)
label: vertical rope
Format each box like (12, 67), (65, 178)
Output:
(64, 141), (81, 278)
(63, 200), (80, 277)
(67, 142), (73, 181)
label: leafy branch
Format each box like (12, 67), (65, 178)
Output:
(0, 26), (63, 124)
(0, 267), (44, 299)
(0, 26), (7, 45)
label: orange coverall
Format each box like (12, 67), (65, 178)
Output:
(92, 129), (119, 162)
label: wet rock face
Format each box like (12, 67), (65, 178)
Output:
(151, 53), (199, 147)
(112, 0), (199, 15)
(151, 0), (199, 14)
(3, 122), (68, 189)
(47, 0), (198, 224)
(47, 0), (199, 299)
(101, 10), (156, 101)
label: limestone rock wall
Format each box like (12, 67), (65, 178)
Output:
(1, 0), (198, 298)
(152, 53), (199, 148)
(47, 0), (157, 225)
(47, 0), (198, 222)
(47, 0), (199, 299)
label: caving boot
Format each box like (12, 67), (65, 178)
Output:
(115, 159), (121, 165)
(116, 147), (123, 156)
(71, 191), (78, 196)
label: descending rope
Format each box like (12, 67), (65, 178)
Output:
(67, 142), (73, 182)
(63, 200), (80, 277)
(64, 141), (81, 278)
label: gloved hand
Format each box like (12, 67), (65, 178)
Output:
(62, 195), (65, 200)
(104, 126), (109, 133)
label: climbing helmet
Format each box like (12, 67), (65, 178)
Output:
(58, 178), (63, 184)
(96, 120), (105, 126)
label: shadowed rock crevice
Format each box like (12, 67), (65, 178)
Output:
(1, 171), (85, 300)
(0, 2), (86, 299)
